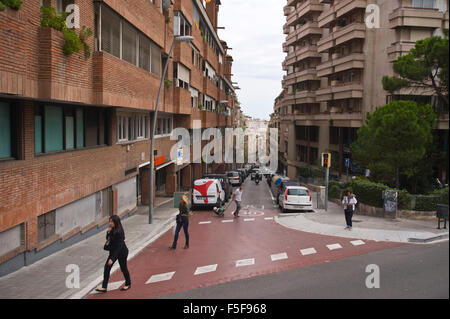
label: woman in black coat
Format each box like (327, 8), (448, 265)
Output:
(170, 195), (191, 250)
(96, 215), (131, 292)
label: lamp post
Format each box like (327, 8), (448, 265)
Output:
(149, 35), (194, 224)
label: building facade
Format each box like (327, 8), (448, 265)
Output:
(278, 0), (449, 180)
(0, 0), (238, 275)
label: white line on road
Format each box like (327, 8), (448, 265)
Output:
(350, 240), (365, 246)
(90, 281), (124, 294)
(264, 217), (274, 220)
(270, 253), (288, 261)
(327, 244), (343, 251)
(199, 221), (212, 224)
(244, 218), (255, 222)
(236, 258), (255, 267)
(300, 248), (317, 256)
(222, 219), (234, 223)
(145, 271), (176, 284)
(194, 264), (218, 275)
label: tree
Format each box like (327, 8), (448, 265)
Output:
(382, 29), (449, 109)
(351, 101), (436, 190)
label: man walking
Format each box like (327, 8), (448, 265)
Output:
(232, 185), (243, 217)
(342, 190), (357, 230)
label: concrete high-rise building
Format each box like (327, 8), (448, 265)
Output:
(277, 0), (449, 180)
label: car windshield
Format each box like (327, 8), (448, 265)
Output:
(228, 172), (238, 177)
(287, 188), (308, 196)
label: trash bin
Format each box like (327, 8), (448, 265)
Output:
(436, 204), (449, 229)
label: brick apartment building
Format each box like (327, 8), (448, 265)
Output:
(275, 0), (449, 180)
(0, 0), (238, 275)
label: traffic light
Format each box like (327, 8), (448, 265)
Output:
(322, 153), (331, 169)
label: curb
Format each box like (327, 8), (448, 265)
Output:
(67, 214), (177, 299)
(408, 232), (449, 244)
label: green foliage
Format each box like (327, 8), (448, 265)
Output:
(351, 100), (437, 189)
(41, 6), (67, 31)
(79, 26), (93, 58)
(164, 78), (172, 88)
(382, 31), (449, 107)
(0, 0), (23, 10)
(415, 195), (442, 211)
(62, 28), (83, 56)
(0, 2), (5, 11)
(350, 179), (388, 208)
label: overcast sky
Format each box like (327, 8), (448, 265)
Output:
(218, 0), (286, 121)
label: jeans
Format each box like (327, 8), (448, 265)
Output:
(172, 217), (189, 247)
(234, 200), (241, 215)
(102, 248), (131, 289)
(345, 209), (354, 227)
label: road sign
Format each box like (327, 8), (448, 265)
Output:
(177, 148), (183, 166)
(345, 158), (350, 168)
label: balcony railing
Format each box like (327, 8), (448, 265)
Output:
(389, 6), (445, 29)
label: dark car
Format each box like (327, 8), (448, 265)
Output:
(203, 174), (232, 201)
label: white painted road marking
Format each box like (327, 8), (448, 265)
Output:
(300, 248), (317, 256)
(350, 240), (365, 246)
(264, 217), (274, 220)
(145, 271), (176, 284)
(199, 221), (212, 224)
(194, 264), (218, 275)
(244, 218), (255, 222)
(90, 281), (124, 294)
(271, 253), (288, 261)
(327, 244), (343, 250)
(236, 258), (255, 267)
(222, 219), (234, 223)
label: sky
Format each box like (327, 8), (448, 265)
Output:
(218, 0), (286, 121)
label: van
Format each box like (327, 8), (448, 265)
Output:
(192, 179), (225, 210)
(202, 174), (232, 201)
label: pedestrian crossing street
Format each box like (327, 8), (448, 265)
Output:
(90, 238), (367, 295)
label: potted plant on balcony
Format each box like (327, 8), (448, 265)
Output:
(297, 17), (307, 25)
(0, 0), (22, 11)
(337, 18), (347, 27)
(164, 78), (172, 88)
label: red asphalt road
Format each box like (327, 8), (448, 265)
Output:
(88, 207), (404, 299)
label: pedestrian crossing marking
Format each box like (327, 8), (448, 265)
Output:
(264, 217), (274, 220)
(235, 258), (255, 267)
(244, 218), (255, 222)
(145, 271), (176, 284)
(300, 248), (317, 256)
(350, 240), (365, 246)
(326, 243), (343, 250)
(199, 221), (212, 224)
(194, 264), (218, 275)
(222, 219), (234, 223)
(270, 253), (288, 261)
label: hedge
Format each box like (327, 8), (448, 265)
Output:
(414, 187), (449, 211)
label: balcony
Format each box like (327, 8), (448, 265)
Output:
(318, 4), (336, 28)
(317, 52), (365, 76)
(297, 0), (324, 19)
(174, 87), (192, 115)
(389, 7), (445, 29)
(386, 41), (416, 62)
(202, 110), (218, 127)
(284, 4), (294, 16)
(293, 90), (317, 104)
(286, 21), (322, 46)
(332, 81), (363, 100)
(285, 45), (320, 66)
(334, 22), (366, 46)
(284, 68), (318, 86)
(335, 0), (367, 18)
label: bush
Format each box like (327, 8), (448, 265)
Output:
(328, 184), (342, 199)
(0, 0), (23, 10)
(0, 2), (5, 11)
(41, 6), (67, 31)
(350, 179), (389, 208)
(62, 28), (83, 56)
(414, 195), (441, 211)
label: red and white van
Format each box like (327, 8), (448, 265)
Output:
(191, 179), (225, 210)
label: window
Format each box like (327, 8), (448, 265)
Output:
(174, 62), (190, 89)
(413, 0), (434, 8)
(190, 87), (199, 108)
(122, 20), (137, 65)
(0, 102), (11, 159)
(57, 0), (74, 13)
(44, 105), (64, 152)
(117, 113), (149, 142)
(139, 34), (151, 72)
(38, 211), (56, 243)
(174, 11), (192, 36)
(100, 5), (121, 58)
(155, 116), (173, 137)
(151, 42), (161, 77)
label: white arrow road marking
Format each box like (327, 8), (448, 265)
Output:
(327, 244), (343, 250)
(194, 264), (218, 275)
(236, 258), (255, 267)
(145, 271), (176, 284)
(271, 253), (288, 261)
(350, 240), (365, 246)
(300, 248), (317, 256)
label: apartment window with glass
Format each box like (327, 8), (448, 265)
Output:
(174, 62), (190, 90)
(122, 20), (137, 65)
(174, 11), (191, 36)
(0, 102), (12, 159)
(117, 113), (149, 143)
(155, 116), (173, 137)
(412, 0), (434, 8)
(57, 0), (74, 13)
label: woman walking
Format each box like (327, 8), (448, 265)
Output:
(170, 195), (191, 250)
(96, 215), (131, 293)
(342, 190), (357, 230)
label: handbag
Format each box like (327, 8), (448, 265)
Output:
(176, 214), (183, 224)
(103, 234), (111, 251)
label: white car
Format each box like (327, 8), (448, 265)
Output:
(278, 186), (313, 213)
(191, 179), (225, 210)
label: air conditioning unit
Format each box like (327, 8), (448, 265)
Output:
(162, 0), (172, 11)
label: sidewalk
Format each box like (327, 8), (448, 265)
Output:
(0, 200), (178, 299)
(275, 199), (449, 244)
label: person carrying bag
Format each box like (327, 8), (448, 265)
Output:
(342, 190), (357, 230)
(170, 195), (191, 250)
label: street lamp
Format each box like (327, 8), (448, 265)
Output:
(149, 35), (194, 224)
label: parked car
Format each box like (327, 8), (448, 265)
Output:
(191, 179), (225, 210)
(227, 171), (241, 186)
(278, 185), (313, 213)
(202, 174), (232, 201)
(270, 175), (291, 203)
